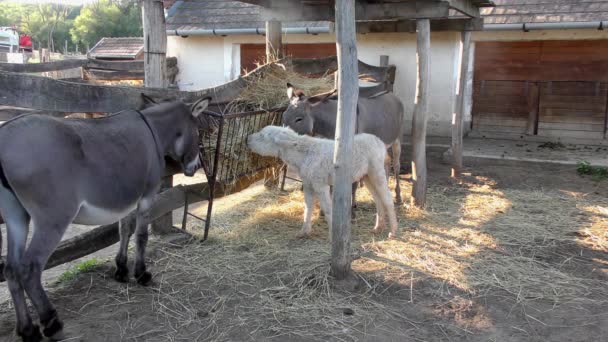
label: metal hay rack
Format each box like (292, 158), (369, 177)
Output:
(180, 106), (285, 240)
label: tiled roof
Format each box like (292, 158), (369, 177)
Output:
(166, 0), (608, 31)
(166, 0), (331, 31)
(482, 0), (608, 24)
(89, 37), (144, 59)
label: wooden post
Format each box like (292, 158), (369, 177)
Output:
(64, 40), (68, 56)
(143, 0), (168, 89)
(265, 20), (283, 63)
(143, 0), (171, 234)
(380, 55), (389, 67)
(331, 0), (358, 281)
(411, 19), (430, 207)
(526, 82), (540, 136)
(263, 20), (284, 188)
(451, 30), (471, 178)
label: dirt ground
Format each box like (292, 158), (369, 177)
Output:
(0, 160), (606, 342)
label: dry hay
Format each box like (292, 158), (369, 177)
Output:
(10, 168), (605, 341)
(202, 63), (334, 183)
(149, 172), (606, 340)
(226, 63), (335, 114)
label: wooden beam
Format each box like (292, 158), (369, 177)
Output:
(411, 19), (430, 208)
(357, 18), (483, 34)
(356, 1), (451, 20)
(262, 0), (450, 22)
(83, 69), (144, 81)
(331, 0), (358, 281)
(448, 0), (480, 18)
(0, 168), (271, 283)
(451, 30), (471, 178)
(0, 62), (265, 113)
(0, 59), (86, 72)
(265, 20), (283, 62)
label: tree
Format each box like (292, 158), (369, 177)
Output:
(14, 3), (77, 51)
(70, 0), (142, 48)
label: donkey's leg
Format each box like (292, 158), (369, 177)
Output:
(368, 167), (399, 238)
(314, 184), (332, 239)
(362, 176), (387, 235)
(134, 199), (153, 286)
(391, 140), (403, 205)
(114, 219), (132, 283)
(21, 218), (72, 341)
(296, 183), (315, 239)
(0, 189), (41, 342)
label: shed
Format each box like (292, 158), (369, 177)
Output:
(88, 37), (145, 61)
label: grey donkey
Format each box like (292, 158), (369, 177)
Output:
(282, 83), (406, 209)
(0, 96), (210, 342)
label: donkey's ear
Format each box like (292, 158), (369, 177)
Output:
(287, 83), (305, 100)
(191, 97), (211, 118)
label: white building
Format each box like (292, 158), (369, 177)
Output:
(166, 0), (608, 142)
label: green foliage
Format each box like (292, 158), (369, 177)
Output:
(71, 0), (142, 48)
(577, 161), (608, 181)
(58, 258), (101, 283)
(0, 0), (142, 53)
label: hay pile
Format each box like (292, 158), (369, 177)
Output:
(203, 63), (334, 183)
(226, 63), (335, 113)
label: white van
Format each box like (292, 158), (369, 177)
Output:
(0, 27), (20, 53)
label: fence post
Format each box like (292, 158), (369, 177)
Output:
(143, 0), (172, 234)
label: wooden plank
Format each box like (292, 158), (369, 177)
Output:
(451, 30), (471, 178)
(537, 129), (605, 140)
(538, 122), (605, 131)
(356, 18), (483, 33)
(83, 69), (144, 81)
(541, 114), (606, 123)
(472, 124), (527, 133)
(411, 19), (430, 208)
(0, 70), (245, 113)
(0, 58), (86, 72)
(331, 0), (358, 281)
(475, 117), (528, 127)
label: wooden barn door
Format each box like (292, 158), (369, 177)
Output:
(473, 40), (608, 140)
(240, 43), (336, 74)
(538, 82), (607, 140)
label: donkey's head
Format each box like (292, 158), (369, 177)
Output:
(282, 83), (336, 136)
(141, 95), (210, 177)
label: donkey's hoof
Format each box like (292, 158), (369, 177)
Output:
(388, 232), (397, 239)
(136, 271), (153, 286)
(18, 324), (43, 342)
(114, 268), (129, 283)
(42, 312), (64, 340)
(372, 227), (383, 235)
(295, 230), (311, 239)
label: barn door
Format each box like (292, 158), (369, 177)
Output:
(472, 80), (532, 134)
(537, 82), (608, 140)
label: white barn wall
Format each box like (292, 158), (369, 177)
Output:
(168, 31), (465, 136)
